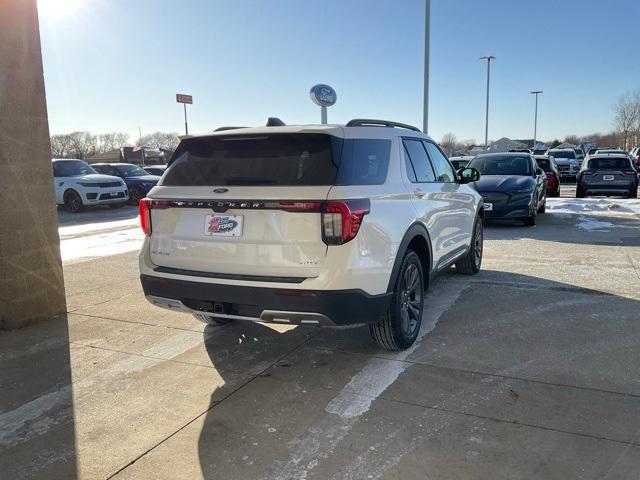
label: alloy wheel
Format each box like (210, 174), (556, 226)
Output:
(400, 263), (422, 336)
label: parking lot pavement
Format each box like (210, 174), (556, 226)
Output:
(2, 200), (640, 479)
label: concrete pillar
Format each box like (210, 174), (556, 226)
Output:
(0, 0), (67, 329)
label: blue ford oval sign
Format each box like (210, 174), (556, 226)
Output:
(309, 84), (337, 107)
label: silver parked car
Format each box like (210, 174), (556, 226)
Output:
(576, 154), (638, 198)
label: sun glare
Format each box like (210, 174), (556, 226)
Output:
(38, 0), (84, 20)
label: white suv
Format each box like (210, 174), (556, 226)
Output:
(139, 119), (484, 349)
(53, 159), (129, 212)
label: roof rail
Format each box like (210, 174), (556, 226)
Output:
(346, 119), (421, 133)
(214, 126), (247, 132)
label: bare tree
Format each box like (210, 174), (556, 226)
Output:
(98, 132), (129, 153)
(440, 133), (457, 156)
(563, 134), (581, 145)
(613, 89), (640, 150)
(66, 131), (98, 159)
(139, 132), (180, 152)
(50, 134), (72, 158)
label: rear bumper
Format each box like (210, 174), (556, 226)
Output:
(140, 274), (392, 326)
(583, 186), (633, 195)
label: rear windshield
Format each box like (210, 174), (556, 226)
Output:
(549, 150), (575, 159)
(588, 158), (631, 170)
(161, 133), (390, 186)
(536, 159), (552, 171)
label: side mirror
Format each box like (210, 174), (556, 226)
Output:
(457, 167), (480, 184)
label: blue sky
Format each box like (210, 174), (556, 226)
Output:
(39, 0), (640, 144)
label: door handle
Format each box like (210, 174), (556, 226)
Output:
(414, 189), (426, 198)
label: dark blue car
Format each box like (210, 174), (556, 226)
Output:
(467, 153), (547, 226)
(92, 163), (160, 204)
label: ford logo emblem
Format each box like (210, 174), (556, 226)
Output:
(309, 84), (337, 107)
(213, 188), (228, 194)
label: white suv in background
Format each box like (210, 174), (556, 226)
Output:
(139, 119), (484, 350)
(53, 159), (129, 212)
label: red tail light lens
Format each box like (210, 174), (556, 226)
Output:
(139, 198), (152, 236)
(321, 199), (370, 245)
(276, 201), (322, 212)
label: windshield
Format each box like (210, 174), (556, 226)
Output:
(116, 165), (148, 177)
(549, 150), (575, 159)
(588, 158), (631, 170)
(468, 155), (532, 176)
(52, 160), (97, 177)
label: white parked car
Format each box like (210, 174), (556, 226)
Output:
(547, 148), (579, 180)
(52, 159), (129, 212)
(139, 119), (484, 350)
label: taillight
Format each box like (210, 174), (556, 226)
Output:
(139, 198), (152, 236)
(276, 201), (322, 212)
(321, 199), (370, 245)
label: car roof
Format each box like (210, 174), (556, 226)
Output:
(183, 123), (433, 142)
(473, 152), (533, 158)
(92, 162), (135, 166)
(587, 153), (631, 160)
(548, 148), (574, 152)
(52, 158), (84, 162)
(534, 155), (552, 159)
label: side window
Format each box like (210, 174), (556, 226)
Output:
(424, 142), (456, 182)
(335, 139), (391, 185)
(402, 139), (436, 182)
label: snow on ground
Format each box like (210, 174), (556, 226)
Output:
(58, 217), (139, 239)
(60, 227), (143, 263)
(547, 197), (640, 232)
(547, 197), (640, 216)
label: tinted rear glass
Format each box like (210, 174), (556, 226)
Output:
(162, 134), (340, 186)
(549, 150), (575, 159)
(588, 158), (631, 170)
(335, 139), (390, 185)
(162, 134), (390, 187)
(536, 159), (551, 171)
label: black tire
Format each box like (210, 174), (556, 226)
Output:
(456, 216), (483, 275)
(628, 188), (638, 199)
(63, 190), (84, 213)
(537, 199), (546, 213)
(128, 187), (142, 205)
(109, 202), (126, 209)
(551, 188), (560, 198)
(523, 198), (537, 226)
(576, 187), (585, 198)
(370, 250), (425, 350)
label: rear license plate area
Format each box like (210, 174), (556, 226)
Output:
(204, 214), (243, 237)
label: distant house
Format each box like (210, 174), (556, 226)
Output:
(121, 147), (168, 165)
(87, 146), (170, 166)
(487, 137), (529, 153)
(86, 150), (122, 164)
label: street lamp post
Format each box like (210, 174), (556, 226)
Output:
(423, 0), (430, 134)
(480, 55), (495, 148)
(531, 90), (543, 148)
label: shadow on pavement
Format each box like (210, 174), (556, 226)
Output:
(0, 314), (78, 479)
(57, 205), (138, 228)
(195, 270), (640, 479)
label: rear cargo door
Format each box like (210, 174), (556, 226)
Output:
(147, 133), (341, 280)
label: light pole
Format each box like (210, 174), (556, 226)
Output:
(531, 90), (542, 148)
(480, 55), (495, 148)
(423, 0), (430, 134)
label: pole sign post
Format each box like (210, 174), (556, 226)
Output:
(309, 84), (337, 125)
(176, 93), (192, 135)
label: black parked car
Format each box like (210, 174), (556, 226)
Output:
(468, 153), (547, 226)
(576, 154), (638, 198)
